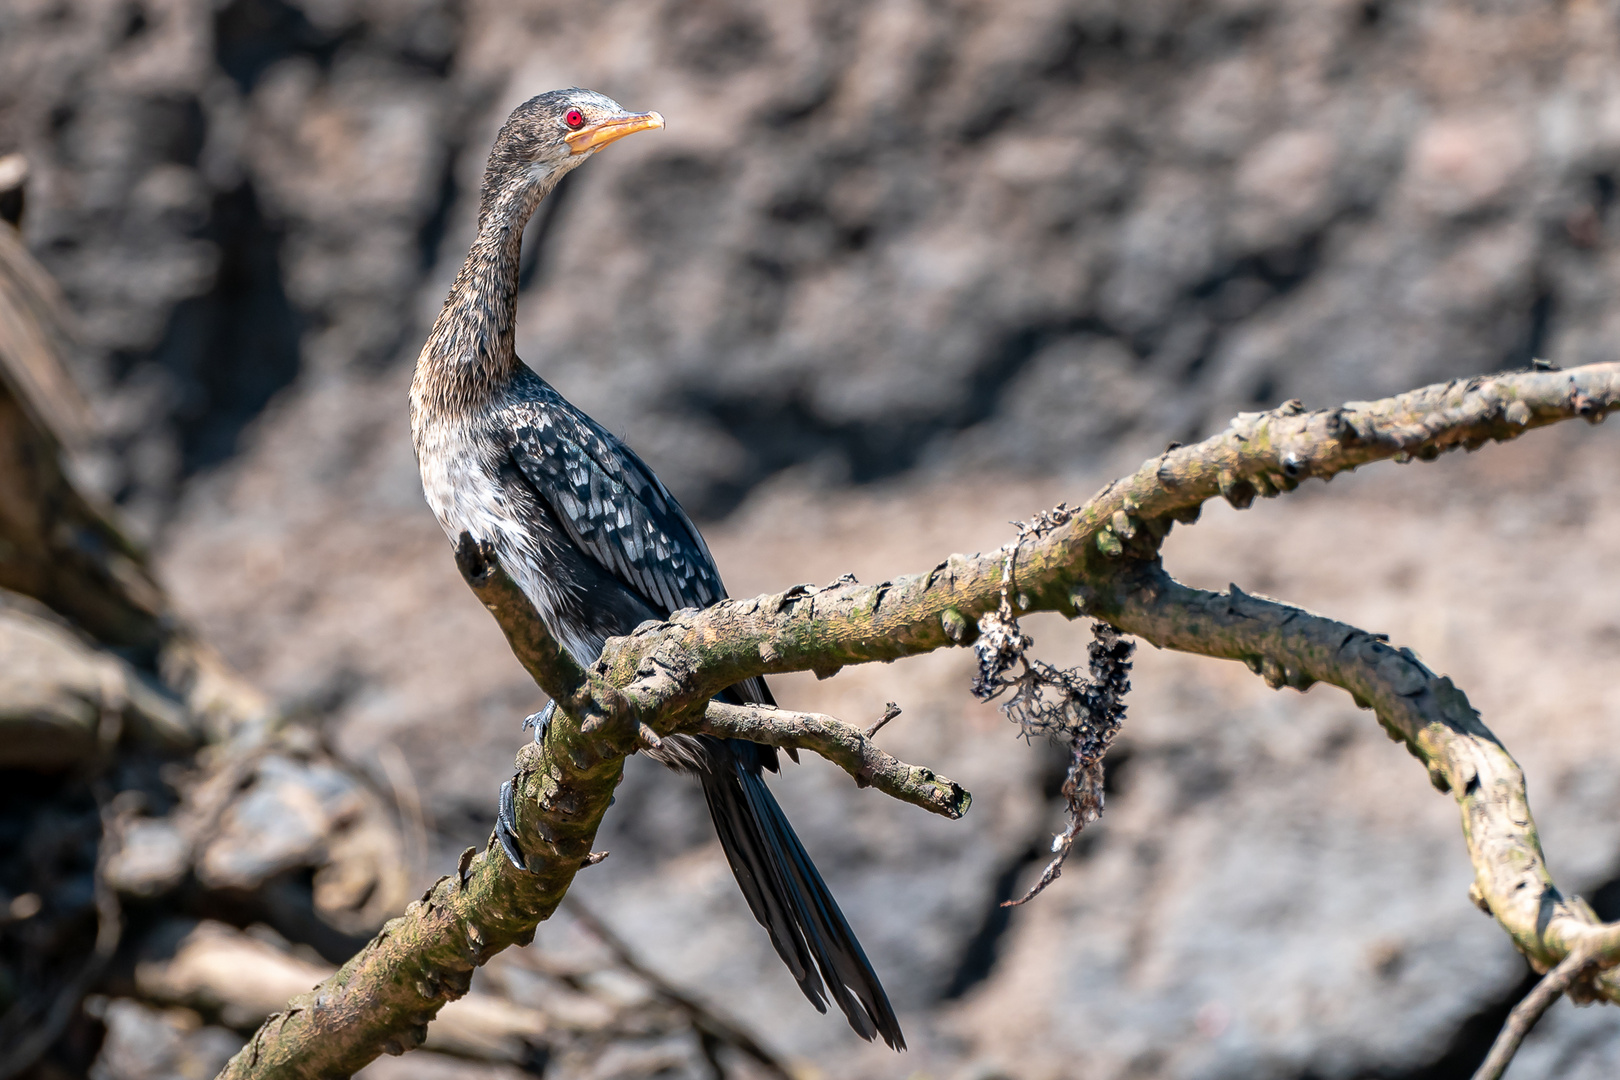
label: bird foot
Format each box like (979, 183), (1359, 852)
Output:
(495, 778), (528, 871)
(522, 702), (555, 744)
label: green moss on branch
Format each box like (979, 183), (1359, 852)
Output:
(222, 363), (1620, 1079)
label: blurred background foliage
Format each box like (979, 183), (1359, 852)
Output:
(3, 0), (1620, 1077)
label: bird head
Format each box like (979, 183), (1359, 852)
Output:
(483, 88), (663, 199)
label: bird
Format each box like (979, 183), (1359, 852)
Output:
(409, 88), (904, 1050)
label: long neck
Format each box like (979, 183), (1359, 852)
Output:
(417, 165), (562, 405)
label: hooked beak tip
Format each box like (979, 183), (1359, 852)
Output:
(566, 110), (664, 155)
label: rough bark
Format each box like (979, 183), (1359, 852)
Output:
(220, 362), (1620, 1080)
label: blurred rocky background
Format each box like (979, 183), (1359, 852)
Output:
(0, 185), (797, 1080)
(2, 0), (1620, 1077)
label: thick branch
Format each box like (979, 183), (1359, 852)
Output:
(215, 739), (616, 1079)
(222, 363), (1620, 1078)
(589, 365), (1620, 724)
(1108, 567), (1620, 1004)
(216, 542), (625, 1079)
(220, 539), (968, 1079)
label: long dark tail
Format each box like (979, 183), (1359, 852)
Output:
(696, 733), (905, 1050)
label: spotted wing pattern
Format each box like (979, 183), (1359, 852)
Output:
(494, 377), (901, 1049)
(502, 385), (722, 619)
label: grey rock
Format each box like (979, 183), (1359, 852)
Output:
(106, 818), (191, 899)
(0, 603), (107, 768)
(5, 0), (1620, 526)
(0, 592), (195, 768)
(6, 1), (1620, 1077)
(196, 754), (367, 890)
(86, 998), (243, 1080)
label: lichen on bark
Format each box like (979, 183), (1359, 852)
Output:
(221, 362), (1620, 1080)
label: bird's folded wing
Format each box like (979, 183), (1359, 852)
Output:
(503, 396), (723, 618)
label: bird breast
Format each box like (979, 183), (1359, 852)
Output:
(414, 415), (509, 544)
(412, 412), (603, 667)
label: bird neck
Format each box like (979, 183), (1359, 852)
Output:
(417, 165), (562, 408)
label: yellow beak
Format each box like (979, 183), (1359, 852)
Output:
(565, 111), (665, 155)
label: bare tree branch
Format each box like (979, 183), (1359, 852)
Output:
(865, 702), (902, 739)
(1471, 944), (1609, 1080)
(219, 362), (1620, 1079)
(1109, 570), (1620, 995)
(700, 701), (970, 818)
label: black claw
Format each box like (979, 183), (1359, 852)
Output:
(496, 778), (527, 870)
(522, 702), (555, 744)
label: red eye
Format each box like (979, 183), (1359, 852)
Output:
(565, 108), (585, 129)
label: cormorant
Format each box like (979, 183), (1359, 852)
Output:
(409, 88), (904, 1049)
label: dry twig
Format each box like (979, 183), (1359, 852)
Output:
(1471, 945), (1611, 1080)
(865, 702), (902, 738)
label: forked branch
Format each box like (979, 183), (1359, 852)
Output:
(220, 363), (1620, 1080)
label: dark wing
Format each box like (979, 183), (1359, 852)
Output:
(503, 388), (724, 617)
(502, 375), (775, 711)
(498, 388), (903, 1044)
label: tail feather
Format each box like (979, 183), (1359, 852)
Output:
(702, 763), (821, 995)
(698, 740), (905, 1050)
